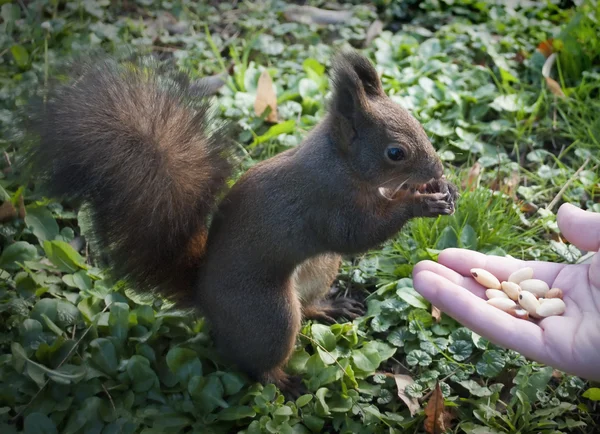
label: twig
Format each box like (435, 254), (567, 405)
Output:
(546, 157), (591, 212)
(299, 332), (352, 383)
(390, 356), (411, 374)
(17, 0), (29, 17)
(418, 358), (474, 403)
(151, 45), (179, 52)
(102, 383), (116, 416)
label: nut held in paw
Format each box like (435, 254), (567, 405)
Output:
(471, 266), (566, 321)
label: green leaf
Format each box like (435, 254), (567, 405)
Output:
(220, 372), (246, 395)
(217, 405), (256, 421)
(311, 324), (336, 351)
(108, 302), (129, 342)
(274, 406), (293, 417)
(458, 380), (493, 397)
(26, 362), (47, 388)
(62, 270), (92, 291)
(31, 299), (81, 329)
(46, 364), (86, 385)
(448, 328), (473, 361)
(418, 38), (441, 58)
(17, 341), (86, 385)
(424, 119), (453, 137)
(133, 305), (155, 326)
(460, 225), (478, 250)
(43, 240), (86, 273)
(296, 394), (313, 407)
(511, 365), (554, 403)
(352, 342), (394, 373)
(19, 319), (44, 349)
(476, 350), (505, 377)
(406, 350), (432, 367)
(396, 286), (428, 309)
(287, 349), (310, 374)
(314, 388), (330, 416)
(251, 120), (296, 146)
(126, 355), (157, 392)
(436, 226), (458, 249)
(298, 78), (319, 99)
(366, 341), (396, 361)
(63, 396), (102, 434)
(151, 413), (192, 430)
(23, 412), (58, 434)
(189, 375), (227, 413)
(35, 336), (76, 367)
(420, 337), (448, 355)
(490, 94), (523, 112)
(316, 346), (337, 365)
(89, 338), (118, 376)
(386, 327), (414, 348)
(0, 241), (38, 271)
(25, 205), (59, 243)
(582, 387), (600, 401)
(408, 308), (434, 329)
(10, 44), (29, 68)
(302, 414), (325, 432)
(303, 58), (325, 76)
(166, 347), (203, 384)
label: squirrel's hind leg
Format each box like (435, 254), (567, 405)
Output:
(294, 254), (365, 324)
(206, 282), (306, 399)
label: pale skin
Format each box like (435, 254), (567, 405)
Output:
(412, 203), (600, 382)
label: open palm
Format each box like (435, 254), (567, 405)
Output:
(412, 203), (600, 381)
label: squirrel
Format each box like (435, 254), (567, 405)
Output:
(23, 50), (457, 397)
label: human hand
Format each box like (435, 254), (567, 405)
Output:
(412, 203), (600, 381)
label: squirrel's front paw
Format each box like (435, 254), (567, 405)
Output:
(417, 179), (458, 217)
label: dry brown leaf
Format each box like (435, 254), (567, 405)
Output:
(545, 77), (565, 97)
(520, 202), (538, 214)
(0, 200), (17, 223)
(283, 5), (352, 25)
(393, 374), (420, 417)
(537, 38), (554, 57)
(514, 50), (527, 64)
(502, 170), (520, 199)
(364, 19), (384, 47)
(431, 305), (442, 323)
(254, 70), (278, 123)
(424, 382), (452, 434)
(463, 162), (481, 191)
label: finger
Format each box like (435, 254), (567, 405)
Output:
(413, 269), (549, 363)
(557, 203), (600, 252)
(436, 248), (566, 286)
(413, 260), (487, 298)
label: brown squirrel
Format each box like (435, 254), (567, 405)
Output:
(24, 50), (457, 397)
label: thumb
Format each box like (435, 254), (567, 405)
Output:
(556, 203), (600, 252)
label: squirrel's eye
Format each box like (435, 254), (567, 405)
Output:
(386, 147), (405, 162)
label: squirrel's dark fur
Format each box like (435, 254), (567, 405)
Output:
(24, 50), (457, 396)
(26, 56), (233, 302)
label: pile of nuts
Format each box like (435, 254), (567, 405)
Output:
(470, 267), (566, 320)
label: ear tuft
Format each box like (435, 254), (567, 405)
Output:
(332, 50), (383, 97)
(329, 49), (384, 123)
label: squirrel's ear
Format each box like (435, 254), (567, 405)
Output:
(329, 50), (384, 122)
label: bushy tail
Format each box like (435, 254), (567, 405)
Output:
(24, 55), (235, 303)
